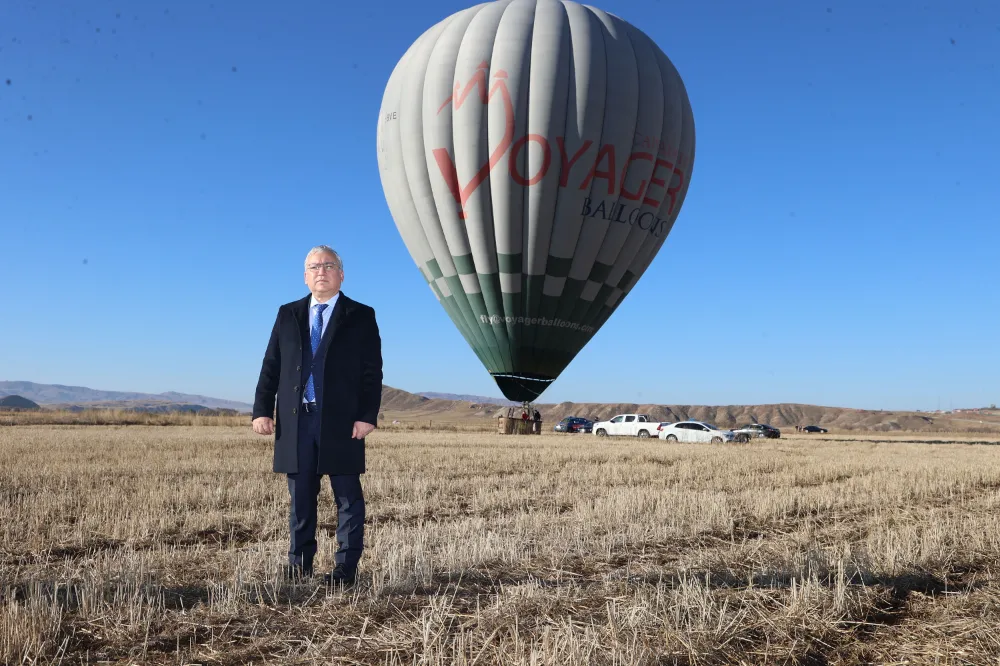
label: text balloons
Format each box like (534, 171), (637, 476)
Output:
(377, 0), (695, 402)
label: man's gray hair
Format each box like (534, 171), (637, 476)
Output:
(304, 245), (343, 270)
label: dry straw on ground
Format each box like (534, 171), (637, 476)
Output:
(1, 410), (498, 432)
(2, 426), (1000, 664)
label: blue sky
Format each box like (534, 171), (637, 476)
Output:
(1, 0), (997, 411)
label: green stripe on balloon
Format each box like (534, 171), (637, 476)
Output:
(545, 255), (573, 278)
(577, 284), (615, 329)
(425, 259), (443, 280)
(443, 275), (502, 373)
(478, 272), (518, 370)
(471, 277), (512, 370)
(466, 287), (509, 372)
(539, 278), (587, 358)
(522, 275), (546, 371)
(497, 252), (522, 274)
(436, 287), (479, 354)
(452, 253), (475, 275)
(587, 261), (612, 283)
(439, 293), (491, 371)
(617, 270), (635, 290)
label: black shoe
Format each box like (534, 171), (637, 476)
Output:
(281, 563), (314, 581)
(323, 564), (357, 587)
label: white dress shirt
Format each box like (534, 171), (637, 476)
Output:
(309, 291), (339, 340)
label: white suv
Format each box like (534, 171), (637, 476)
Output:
(593, 414), (659, 438)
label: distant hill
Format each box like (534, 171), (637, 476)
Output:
(6, 380), (996, 432)
(380, 387), (999, 433)
(501, 402), (948, 432)
(45, 400), (241, 415)
(417, 392), (518, 406)
(3, 381), (459, 416)
(0, 381), (480, 416)
(380, 386), (501, 419)
(381, 385), (435, 410)
(0, 381), (252, 413)
(0, 395), (41, 410)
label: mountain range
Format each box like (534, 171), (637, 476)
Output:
(3, 381), (997, 432)
(417, 392), (519, 406)
(381, 390), (1000, 433)
(0, 381), (253, 413)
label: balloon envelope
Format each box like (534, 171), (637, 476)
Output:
(377, 0), (695, 402)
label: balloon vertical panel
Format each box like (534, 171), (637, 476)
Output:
(519, 0), (570, 376)
(577, 15), (669, 330)
(378, 14), (489, 362)
(487, 0), (535, 377)
(534, 3), (608, 378)
(422, 8), (508, 374)
(449, 2), (511, 372)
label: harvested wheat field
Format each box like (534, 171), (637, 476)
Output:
(3, 426), (1000, 665)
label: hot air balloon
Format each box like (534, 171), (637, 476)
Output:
(376, 0), (695, 403)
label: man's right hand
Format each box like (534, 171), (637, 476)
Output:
(252, 417), (275, 435)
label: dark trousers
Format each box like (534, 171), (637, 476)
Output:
(287, 409), (365, 573)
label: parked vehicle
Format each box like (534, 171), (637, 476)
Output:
(554, 416), (593, 433)
(593, 414), (660, 438)
(658, 421), (736, 443)
(553, 417), (574, 432)
(732, 423), (781, 442)
(801, 425), (828, 433)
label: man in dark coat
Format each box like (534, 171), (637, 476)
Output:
(252, 245), (383, 585)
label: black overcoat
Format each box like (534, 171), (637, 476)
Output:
(252, 293), (383, 475)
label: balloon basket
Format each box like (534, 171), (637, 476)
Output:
(497, 406), (542, 435)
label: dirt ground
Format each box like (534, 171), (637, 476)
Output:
(3, 426), (1000, 664)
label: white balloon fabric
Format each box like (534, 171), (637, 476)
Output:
(377, 0), (695, 402)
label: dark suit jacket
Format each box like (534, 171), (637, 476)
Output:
(253, 292), (383, 475)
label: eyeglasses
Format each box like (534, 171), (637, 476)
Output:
(307, 262), (341, 272)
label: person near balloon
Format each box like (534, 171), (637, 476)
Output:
(251, 245), (383, 586)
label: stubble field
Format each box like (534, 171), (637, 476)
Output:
(3, 425), (1000, 665)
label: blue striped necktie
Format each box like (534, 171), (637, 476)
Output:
(303, 303), (328, 403)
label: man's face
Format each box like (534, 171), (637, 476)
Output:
(304, 252), (344, 296)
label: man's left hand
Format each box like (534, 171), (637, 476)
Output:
(352, 421), (375, 439)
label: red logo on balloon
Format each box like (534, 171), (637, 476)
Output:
(433, 62), (688, 222)
(433, 62), (515, 220)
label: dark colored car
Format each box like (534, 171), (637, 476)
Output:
(554, 417), (593, 433)
(732, 423), (781, 442)
(801, 425), (828, 433)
